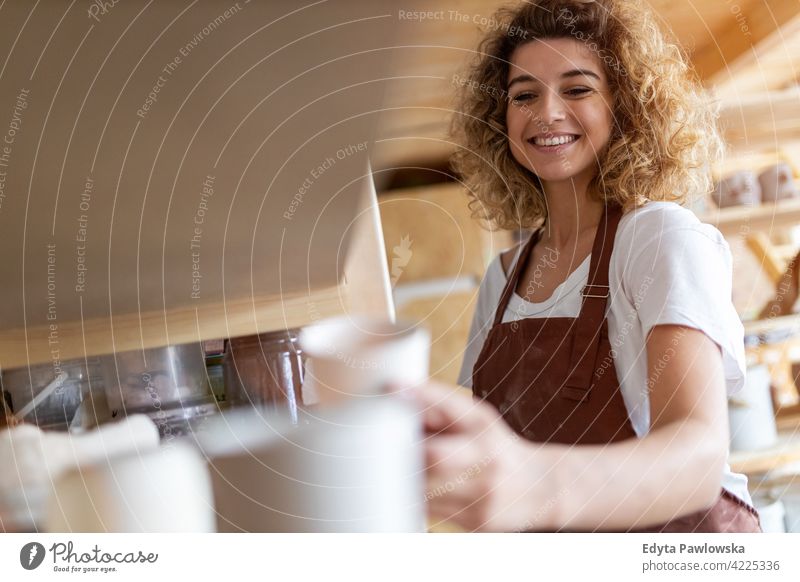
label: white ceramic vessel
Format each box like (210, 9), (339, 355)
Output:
(299, 316), (430, 405)
(728, 365), (778, 452)
(45, 441), (214, 532)
(197, 397), (425, 532)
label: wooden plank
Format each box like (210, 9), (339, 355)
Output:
(730, 422), (800, 475)
(777, 407), (800, 430)
(378, 183), (487, 283)
(691, 0), (798, 81)
(743, 312), (800, 335)
(0, 285), (345, 371)
(708, 7), (800, 96)
(713, 148), (797, 180)
(646, 0), (754, 54)
(372, 137), (454, 172)
(0, 172), (393, 370)
(729, 366), (800, 477)
(718, 90), (800, 151)
(697, 197), (800, 237)
(397, 291), (477, 385)
(0, 0), (397, 364)
(746, 232), (788, 283)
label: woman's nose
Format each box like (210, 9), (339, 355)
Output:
(533, 90), (566, 125)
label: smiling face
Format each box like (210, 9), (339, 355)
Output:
(505, 37), (614, 191)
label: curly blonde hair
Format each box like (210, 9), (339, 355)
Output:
(450, 0), (723, 230)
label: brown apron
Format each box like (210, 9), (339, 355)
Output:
(472, 204), (761, 533)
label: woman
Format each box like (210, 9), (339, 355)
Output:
(419, 0), (761, 532)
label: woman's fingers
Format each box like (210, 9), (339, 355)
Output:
(413, 380), (501, 435)
(404, 380), (538, 531)
(423, 433), (501, 526)
(425, 434), (484, 486)
(426, 480), (495, 532)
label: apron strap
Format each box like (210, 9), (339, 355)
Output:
(491, 228), (541, 328)
(561, 204), (623, 402)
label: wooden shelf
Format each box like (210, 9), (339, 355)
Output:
(718, 89), (800, 151)
(697, 198), (800, 237)
(0, 286), (346, 371)
(730, 424), (800, 476)
(743, 313), (800, 336)
(728, 411), (800, 475)
(0, 2), (398, 370)
(0, 175), (395, 370)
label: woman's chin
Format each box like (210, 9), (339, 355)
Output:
(525, 163), (598, 189)
(531, 171), (585, 186)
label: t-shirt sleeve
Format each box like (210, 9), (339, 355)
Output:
(623, 224), (746, 395)
(457, 256), (504, 389)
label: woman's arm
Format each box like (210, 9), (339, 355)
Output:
(421, 324), (729, 531)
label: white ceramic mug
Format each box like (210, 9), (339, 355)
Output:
(197, 398), (425, 532)
(0, 415), (160, 532)
(298, 316), (430, 405)
(44, 441), (215, 532)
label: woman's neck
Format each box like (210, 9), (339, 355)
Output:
(539, 178), (604, 249)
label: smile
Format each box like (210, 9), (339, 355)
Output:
(528, 134), (579, 147)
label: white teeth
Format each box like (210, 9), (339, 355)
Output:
(532, 135), (577, 146)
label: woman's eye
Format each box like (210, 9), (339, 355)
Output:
(565, 87), (592, 97)
(511, 92), (535, 104)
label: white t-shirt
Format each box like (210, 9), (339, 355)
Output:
(457, 201), (752, 506)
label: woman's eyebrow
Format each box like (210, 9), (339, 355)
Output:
(507, 68), (600, 89)
(507, 73), (539, 90)
(561, 68), (601, 81)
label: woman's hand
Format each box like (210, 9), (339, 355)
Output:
(413, 380), (552, 532)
